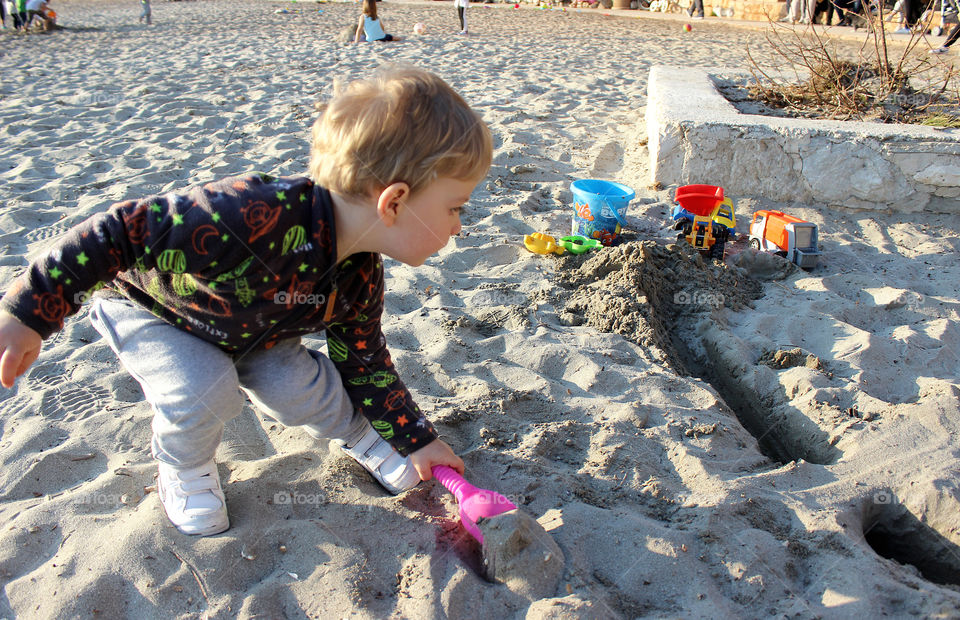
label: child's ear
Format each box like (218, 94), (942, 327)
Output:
(376, 182), (410, 227)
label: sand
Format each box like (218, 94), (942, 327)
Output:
(1, 0), (959, 617)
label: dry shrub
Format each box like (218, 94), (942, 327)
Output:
(746, 10), (959, 123)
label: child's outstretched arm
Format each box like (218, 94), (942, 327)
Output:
(324, 257), (449, 464)
(0, 174), (297, 374)
(0, 311), (42, 388)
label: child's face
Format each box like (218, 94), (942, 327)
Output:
(393, 176), (479, 266)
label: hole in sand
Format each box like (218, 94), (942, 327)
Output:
(657, 307), (839, 465)
(697, 371), (840, 466)
(863, 495), (960, 587)
(556, 240), (841, 466)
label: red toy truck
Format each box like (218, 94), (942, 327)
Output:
(672, 185), (736, 261)
(748, 210), (821, 269)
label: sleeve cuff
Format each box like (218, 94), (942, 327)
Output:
(391, 424), (439, 457)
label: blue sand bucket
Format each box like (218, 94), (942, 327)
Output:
(570, 179), (635, 246)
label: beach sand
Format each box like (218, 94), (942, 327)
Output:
(1, 0), (959, 616)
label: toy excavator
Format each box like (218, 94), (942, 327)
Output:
(671, 185), (736, 261)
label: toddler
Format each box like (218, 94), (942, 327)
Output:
(0, 65), (491, 536)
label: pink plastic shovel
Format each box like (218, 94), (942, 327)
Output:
(431, 465), (564, 598)
(431, 465), (516, 543)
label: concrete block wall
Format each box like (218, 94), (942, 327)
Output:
(646, 65), (960, 213)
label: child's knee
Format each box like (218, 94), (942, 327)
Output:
(244, 378), (352, 428)
(153, 381), (245, 428)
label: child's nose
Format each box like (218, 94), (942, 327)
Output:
(451, 220), (462, 236)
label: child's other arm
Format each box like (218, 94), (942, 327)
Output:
(0, 175), (273, 340)
(354, 15), (364, 42)
(0, 311), (42, 388)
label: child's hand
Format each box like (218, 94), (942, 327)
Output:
(0, 312), (42, 389)
(408, 438), (464, 481)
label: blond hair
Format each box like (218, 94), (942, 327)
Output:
(309, 65), (492, 198)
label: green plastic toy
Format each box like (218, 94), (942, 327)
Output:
(557, 235), (601, 255)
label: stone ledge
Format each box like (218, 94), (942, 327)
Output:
(646, 65), (960, 213)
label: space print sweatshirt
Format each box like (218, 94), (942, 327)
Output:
(0, 173), (438, 456)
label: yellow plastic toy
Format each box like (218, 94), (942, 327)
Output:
(524, 232), (563, 255)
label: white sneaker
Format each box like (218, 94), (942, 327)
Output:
(930, 46), (950, 54)
(894, 27), (910, 34)
(157, 459), (229, 536)
(335, 426), (421, 495)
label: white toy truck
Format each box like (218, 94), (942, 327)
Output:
(749, 210), (821, 269)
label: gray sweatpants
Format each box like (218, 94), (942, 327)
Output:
(89, 297), (369, 469)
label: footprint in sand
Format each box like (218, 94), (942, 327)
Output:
(27, 363), (69, 389)
(0, 393), (34, 421)
(39, 385), (111, 422)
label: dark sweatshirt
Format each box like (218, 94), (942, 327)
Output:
(0, 173), (438, 456)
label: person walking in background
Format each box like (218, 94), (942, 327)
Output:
(780, 0), (811, 23)
(4, 0), (17, 30)
(893, 0), (922, 32)
(931, 20), (960, 52)
(139, 0), (151, 25)
(455, 0), (468, 34)
(14, 0), (26, 31)
(686, 0), (704, 18)
(354, 0), (399, 42)
(932, 0), (958, 34)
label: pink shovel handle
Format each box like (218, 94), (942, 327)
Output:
(432, 465), (517, 544)
(431, 465), (476, 502)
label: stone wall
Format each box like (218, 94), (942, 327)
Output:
(646, 65), (960, 213)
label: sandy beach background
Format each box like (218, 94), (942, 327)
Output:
(1, 0), (959, 617)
